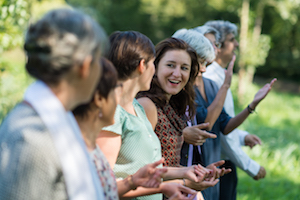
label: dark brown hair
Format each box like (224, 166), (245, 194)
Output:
(106, 31), (155, 80)
(72, 57), (118, 118)
(138, 37), (199, 119)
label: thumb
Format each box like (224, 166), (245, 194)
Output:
(150, 158), (164, 168)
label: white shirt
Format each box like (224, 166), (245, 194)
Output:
(203, 61), (260, 177)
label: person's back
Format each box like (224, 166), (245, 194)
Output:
(0, 103), (67, 199)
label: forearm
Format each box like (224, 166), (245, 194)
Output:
(205, 84), (229, 130)
(163, 167), (186, 181)
(223, 106), (250, 134)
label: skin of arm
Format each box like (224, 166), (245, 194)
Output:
(204, 55), (235, 131)
(96, 130), (122, 169)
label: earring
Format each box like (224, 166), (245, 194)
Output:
(99, 109), (103, 118)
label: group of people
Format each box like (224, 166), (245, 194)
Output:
(0, 8), (276, 200)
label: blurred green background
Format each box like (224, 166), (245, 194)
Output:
(0, 0), (299, 199)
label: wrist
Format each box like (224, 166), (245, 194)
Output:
(247, 104), (256, 114)
(127, 175), (137, 190)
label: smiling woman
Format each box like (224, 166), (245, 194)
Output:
(137, 37), (199, 167)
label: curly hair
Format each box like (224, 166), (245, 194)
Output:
(138, 37), (199, 119)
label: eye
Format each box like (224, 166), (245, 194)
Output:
(181, 66), (189, 71)
(167, 63), (175, 68)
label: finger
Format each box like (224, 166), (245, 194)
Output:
(270, 78), (277, 87)
(195, 130), (217, 139)
(224, 168), (232, 175)
(212, 160), (225, 167)
(227, 55), (236, 70)
(254, 135), (262, 145)
(179, 185), (197, 196)
(149, 158), (165, 168)
(193, 122), (210, 130)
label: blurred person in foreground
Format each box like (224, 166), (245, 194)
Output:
(0, 8), (107, 199)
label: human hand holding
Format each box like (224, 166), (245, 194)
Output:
(244, 134), (262, 149)
(160, 182), (197, 199)
(180, 164), (209, 183)
(253, 166), (266, 180)
(183, 123), (216, 146)
(223, 54), (236, 88)
(206, 160), (231, 179)
(132, 158), (167, 188)
(250, 78), (277, 108)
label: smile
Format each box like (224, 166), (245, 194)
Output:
(168, 79), (181, 84)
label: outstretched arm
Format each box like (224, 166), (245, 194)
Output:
(204, 55), (235, 130)
(223, 78), (276, 134)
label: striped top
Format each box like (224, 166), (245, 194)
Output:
(103, 99), (162, 200)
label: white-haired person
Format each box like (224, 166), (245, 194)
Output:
(172, 28), (276, 200)
(203, 20), (276, 200)
(193, 25), (221, 57)
(0, 8), (107, 199)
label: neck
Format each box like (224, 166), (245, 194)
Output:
(195, 75), (203, 87)
(75, 114), (101, 152)
(215, 57), (228, 68)
(48, 81), (79, 111)
(119, 78), (141, 112)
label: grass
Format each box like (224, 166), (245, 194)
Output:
(230, 76), (300, 200)
(0, 55), (299, 199)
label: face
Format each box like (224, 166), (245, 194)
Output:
(156, 50), (191, 98)
(139, 57), (156, 91)
(219, 33), (239, 64)
(81, 50), (102, 103)
(100, 83), (123, 127)
(204, 33), (220, 57)
(197, 58), (208, 77)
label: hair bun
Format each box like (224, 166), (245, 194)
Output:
(24, 42), (51, 54)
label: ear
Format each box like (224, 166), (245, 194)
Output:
(137, 59), (146, 74)
(93, 91), (105, 109)
(79, 55), (93, 79)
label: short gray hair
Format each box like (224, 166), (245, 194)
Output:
(204, 20), (238, 44)
(172, 28), (215, 62)
(193, 25), (220, 42)
(24, 8), (107, 84)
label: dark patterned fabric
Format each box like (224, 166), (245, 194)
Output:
(155, 104), (187, 167)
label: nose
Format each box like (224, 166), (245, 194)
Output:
(235, 40), (239, 47)
(172, 66), (181, 77)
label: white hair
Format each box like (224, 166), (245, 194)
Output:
(193, 25), (220, 42)
(172, 28), (215, 62)
(204, 20), (238, 44)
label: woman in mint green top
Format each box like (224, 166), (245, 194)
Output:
(97, 31), (205, 200)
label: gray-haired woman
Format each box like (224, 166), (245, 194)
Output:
(0, 8), (107, 200)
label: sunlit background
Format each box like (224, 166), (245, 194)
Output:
(1, 0), (299, 199)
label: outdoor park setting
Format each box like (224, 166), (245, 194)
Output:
(1, 0), (300, 199)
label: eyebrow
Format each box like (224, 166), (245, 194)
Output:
(166, 60), (190, 67)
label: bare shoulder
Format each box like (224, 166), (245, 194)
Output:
(137, 97), (158, 129)
(137, 97), (157, 111)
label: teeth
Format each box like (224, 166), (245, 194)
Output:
(169, 80), (180, 84)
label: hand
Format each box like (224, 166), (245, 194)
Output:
(186, 176), (219, 191)
(223, 54), (235, 87)
(179, 165), (209, 183)
(160, 182), (197, 199)
(253, 166), (266, 180)
(183, 123), (216, 146)
(251, 78), (277, 107)
(132, 158), (167, 188)
(206, 160), (231, 179)
(244, 134), (262, 149)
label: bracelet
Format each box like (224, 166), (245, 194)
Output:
(127, 175), (137, 190)
(247, 104), (255, 114)
(182, 178), (186, 186)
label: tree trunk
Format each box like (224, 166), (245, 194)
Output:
(238, 0), (250, 104)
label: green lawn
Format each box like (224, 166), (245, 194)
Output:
(0, 54), (299, 199)
(230, 76), (300, 200)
